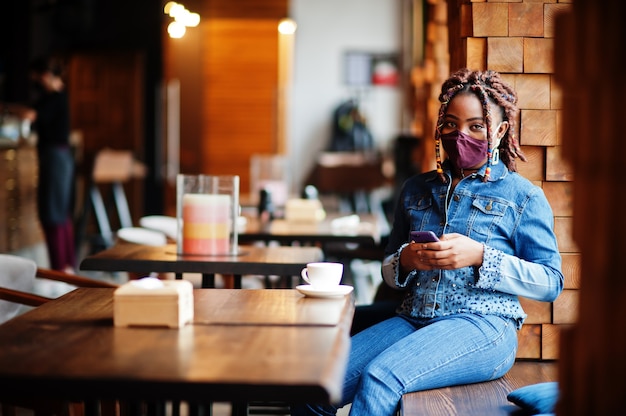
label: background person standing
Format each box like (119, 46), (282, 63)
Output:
(28, 56), (76, 272)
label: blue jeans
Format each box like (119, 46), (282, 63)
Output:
(291, 313), (518, 416)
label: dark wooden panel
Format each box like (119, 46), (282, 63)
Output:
(68, 52), (145, 224)
(68, 52), (144, 158)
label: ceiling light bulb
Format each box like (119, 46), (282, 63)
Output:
(168, 21), (186, 38)
(164, 1), (178, 15)
(278, 18), (297, 35)
(169, 3), (185, 19)
(184, 12), (200, 27)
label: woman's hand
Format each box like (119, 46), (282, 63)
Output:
(400, 232), (484, 272)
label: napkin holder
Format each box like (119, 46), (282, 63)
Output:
(284, 198), (326, 223)
(114, 278), (194, 328)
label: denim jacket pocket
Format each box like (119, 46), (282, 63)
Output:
(407, 194), (438, 230)
(469, 196), (510, 239)
(408, 194), (433, 211)
(471, 197), (508, 216)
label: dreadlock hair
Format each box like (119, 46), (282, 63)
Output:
(434, 68), (526, 183)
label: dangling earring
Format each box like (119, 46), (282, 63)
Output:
(491, 148), (500, 165)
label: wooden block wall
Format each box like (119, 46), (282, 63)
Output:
(410, 0), (450, 172)
(447, 0), (576, 361)
(411, 1), (576, 359)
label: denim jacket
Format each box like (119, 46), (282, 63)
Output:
(382, 161), (564, 329)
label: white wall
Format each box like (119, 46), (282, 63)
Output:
(288, 0), (403, 192)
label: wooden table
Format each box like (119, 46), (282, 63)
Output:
(0, 288), (354, 416)
(239, 213), (385, 246)
(80, 243), (323, 288)
(238, 213), (388, 297)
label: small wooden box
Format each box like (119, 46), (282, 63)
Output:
(284, 199), (325, 223)
(114, 279), (194, 328)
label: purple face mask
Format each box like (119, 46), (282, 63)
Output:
(440, 130), (488, 170)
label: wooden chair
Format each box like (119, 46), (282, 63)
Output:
(75, 148), (147, 251)
(0, 255), (118, 314)
(400, 360), (558, 415)
(0, 254), (119, 416)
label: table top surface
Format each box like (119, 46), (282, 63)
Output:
(193, 289), (352, 326)
(0, 288), (354, 404)
(80, 243), (324, 276)
(240, 213), (385, 245)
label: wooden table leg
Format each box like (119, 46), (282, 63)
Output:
(202, 273), (215, 288)
(187, 402), (210, 416)
(231, 401), (248, 416)
(220, 274), (242, 289)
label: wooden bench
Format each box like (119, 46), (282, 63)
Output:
(400, 360), (558, 416)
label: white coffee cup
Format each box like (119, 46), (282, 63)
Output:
(301, 262), (343, 288)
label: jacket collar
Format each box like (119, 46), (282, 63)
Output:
(425, 159), (509, 183)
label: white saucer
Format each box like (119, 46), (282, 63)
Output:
(295, 284), (353, 298)
(117, 227), (168, 246)
(139, 215), (178, 240)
